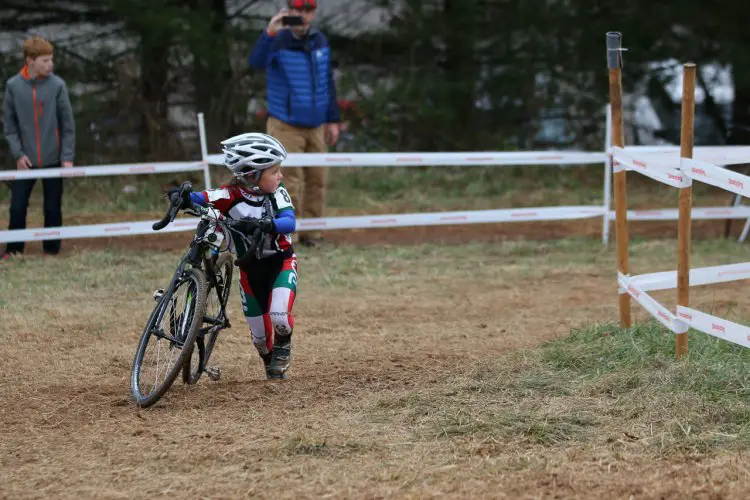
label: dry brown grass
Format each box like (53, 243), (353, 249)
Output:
(2, 237), (750, 498)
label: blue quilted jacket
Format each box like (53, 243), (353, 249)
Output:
(249, 29), (340, 128)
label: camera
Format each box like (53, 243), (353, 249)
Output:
(282, 15), (304, 26)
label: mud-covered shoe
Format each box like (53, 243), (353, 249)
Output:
(260, 351), (272, 369)
(261, 351), (287, 379)
(267, 334), (292, 379)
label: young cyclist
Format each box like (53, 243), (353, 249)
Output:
(173, 132), (297, 380)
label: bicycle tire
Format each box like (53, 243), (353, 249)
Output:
(183, 253), (234, 384)
(131, 268), (208, 408)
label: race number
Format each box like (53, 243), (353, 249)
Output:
(274, 186), (294, 211)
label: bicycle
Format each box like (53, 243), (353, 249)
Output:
(130, 182), (264, 408)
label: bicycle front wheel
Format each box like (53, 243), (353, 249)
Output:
(131, 268), (207, 408)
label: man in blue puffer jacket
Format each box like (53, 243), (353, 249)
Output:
(249, 0), (340, 248)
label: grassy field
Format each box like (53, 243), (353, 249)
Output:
(2, 237), (750, 498)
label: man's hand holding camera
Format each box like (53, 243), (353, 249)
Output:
(267, 9), (289, 36)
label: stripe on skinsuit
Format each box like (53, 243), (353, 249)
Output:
(239, 271), (263, 318)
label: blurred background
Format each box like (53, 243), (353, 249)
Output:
(1, 0), (745, 166)
(2, 0), (749, 229)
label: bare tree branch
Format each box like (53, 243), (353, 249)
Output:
(228, 0), (259, 21)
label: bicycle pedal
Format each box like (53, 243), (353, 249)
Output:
(206, 366), (221, 381)
(153, 288), (165, 301)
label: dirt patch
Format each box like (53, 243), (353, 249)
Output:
(2, 241), (750, 498)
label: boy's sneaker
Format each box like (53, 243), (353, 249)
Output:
(266, 334), (292, 379)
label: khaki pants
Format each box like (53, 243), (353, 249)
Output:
(267, 117), (328, 241)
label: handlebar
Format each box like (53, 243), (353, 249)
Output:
(152, 181), (267, 266)
(153, 181), (192, 231)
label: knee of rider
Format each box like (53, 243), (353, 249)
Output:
(270, 311), (293, 337)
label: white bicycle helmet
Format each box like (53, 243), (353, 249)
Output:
(221, 132), (288, 185)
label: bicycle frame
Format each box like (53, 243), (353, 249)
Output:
(151, 205), (233, 343)
(149, 183), (264, 356)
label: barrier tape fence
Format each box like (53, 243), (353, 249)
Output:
(2, 111), (750, 246)
(607, 32), (750, 355)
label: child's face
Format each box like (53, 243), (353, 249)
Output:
(258, 165), (283, 193)
(26, 54), (53, 77)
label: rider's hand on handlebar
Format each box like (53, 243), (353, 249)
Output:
(233, 217), (261, 234)
(166, 185), (193, 210)
(234, 216), (275, 235)
(258, 216), (275, 233)
(153, 181), (193, 231)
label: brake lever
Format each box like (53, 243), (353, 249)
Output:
(152, 182), (192, 231)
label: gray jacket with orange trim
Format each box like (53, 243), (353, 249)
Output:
(3, 68), (75, 167)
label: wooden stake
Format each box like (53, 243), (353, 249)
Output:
(607, 32), (631, 327)
(676, 63), (696, 359)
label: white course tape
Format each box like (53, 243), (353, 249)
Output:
(618, 273), (689, 334)
(617, 206), (750, 221)
(0, 205), (605, 243)
(622, 145), (750, 167)
(295, 206), (605, 231)
(0, 162), (206, 181)
(612, 147), (691, 188)
(676, 306), (750, 348)
(206, 151), (606, 168)
(0, 218), (200, 243)
(682, 157), (750, 198)
(629, 262), (750, 292)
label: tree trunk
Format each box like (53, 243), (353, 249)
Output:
(139, 30), (171, 160)
(188, 0), (236, 145)
(730, 76), (750, 145)
(443, 0), (477, 150)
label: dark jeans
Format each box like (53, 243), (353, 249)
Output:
(5, 165), (64, 255)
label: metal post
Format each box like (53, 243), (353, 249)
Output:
(723, 193), (741, 239)
(676, 63), (696, 359)
(197, 112), (212, 189)
(739, 212), (750, 242)
(607, 32), (631, 327)
(602, 104), (613, 245)
(735, 190), (750, 242)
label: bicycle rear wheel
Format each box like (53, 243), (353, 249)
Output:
(131, 268), (207, 408)
(183, 253), (234, 384)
